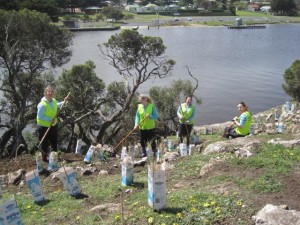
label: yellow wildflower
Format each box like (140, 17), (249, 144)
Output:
(210, 201), (216, 206)
(237, 200), (243, 206)
(190, 207), (197, 212)
(203, 202), (210, 207)
(176, 212), (183, 219)
(148, 217), (154, 224)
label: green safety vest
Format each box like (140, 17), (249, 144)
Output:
(179, 103), (195, 125)
(235, 111), (252, 135)
(137, 103), (155, 130)
(37, 99), (58, 127)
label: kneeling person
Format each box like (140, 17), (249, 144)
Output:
(224, 101), (252, 139)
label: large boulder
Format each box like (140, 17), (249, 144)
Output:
(268, 138), (300, 148)
(252, 204), (300, 225)
(203, 137), (263, 155)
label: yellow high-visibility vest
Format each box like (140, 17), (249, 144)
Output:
(37, 99), (58, 127)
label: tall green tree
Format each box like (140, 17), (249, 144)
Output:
(271, 0), (297, 16)
(282, 59), (300, 102)
(94, 30), (175, 145)
(101, 6), (124, 21)
(0, 9), (72, 157)
(20, 0), (60, 14)
(0, 0), (20, 10)
(56, 36), (175, 147)
(55, 61), (108, 148)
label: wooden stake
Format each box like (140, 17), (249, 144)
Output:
(114, 115), (149, 151)
(120, 190), (124, 225)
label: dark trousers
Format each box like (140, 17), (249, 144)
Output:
(38, 125), (58, 159)
(178, 123), (193, 146)
(223, 126), (246, 139)
(140, 129), (157, 154)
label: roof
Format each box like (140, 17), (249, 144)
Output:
(85, 7), (101, 10)
(145, 3), (158, 7)
(248, 3), (260, 9)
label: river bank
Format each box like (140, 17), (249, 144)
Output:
(193, 102), (299, 136)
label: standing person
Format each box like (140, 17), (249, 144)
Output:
(223, 101), (252, 139)
(134, 94), (158, 157)
(37, 85), (68, 162)
(177, 96), (195, 147)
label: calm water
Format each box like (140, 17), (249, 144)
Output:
(53, 24), (300, 125)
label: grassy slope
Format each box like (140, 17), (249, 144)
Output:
(2, 131), (300, 225)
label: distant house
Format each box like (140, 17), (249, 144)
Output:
(247, 3), (260, 12)
(163, 4), (180, 11)
(64, 8), (82, 13)
(62, 20), (80, 28)
(137, 3), (159, 13)
(84, 7), (101, 14)
(260, 6), (271, 12)
(125, 4), (140, 13)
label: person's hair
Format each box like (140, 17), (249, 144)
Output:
(139, 94), (152, 103)
(237, 101), (248, 110)
(185, 96), (192, 101)
(44, 85), (54, 96)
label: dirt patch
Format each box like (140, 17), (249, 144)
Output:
(0, 153), (122, 175)
(202, 162), (300, 211)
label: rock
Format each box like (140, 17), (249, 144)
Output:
(268, 139), (300, 148)
(82, 169), (93, 176)
(98, 170), (109, 176)
(163, 151), (179, 162)
(234, 147), (253, 158)
(199, 158), (225, 177)
(90, 203), (120, 212)
(252, 204), (300, 225)
(203, 138), (263, 155)
(133, 158), (147, 167)
(199, 163), (213, 177)
(7, 169), (26, 185)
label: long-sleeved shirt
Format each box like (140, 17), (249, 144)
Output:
(37, 97), (64, 123)
(135, 104), (158, 126)
(177, 103), (195, 122)
(239, 112), (247, 128)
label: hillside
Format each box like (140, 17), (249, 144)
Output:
(0, 104), (300, 225)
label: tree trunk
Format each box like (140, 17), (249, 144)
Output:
(0, 128), (15, 158)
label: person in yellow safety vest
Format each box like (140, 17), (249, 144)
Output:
(177, 96), (195, 147)
(37, 85), (69, 162)
(134, 94), (158, 157)
(223, 101), (252, 139)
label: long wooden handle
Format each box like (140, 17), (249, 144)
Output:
(114, 114), (149, 150)
(38, 92), (71, 148)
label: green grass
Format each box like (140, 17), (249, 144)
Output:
(1, 134), (297, 225)
(230, 144), (300, 173)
